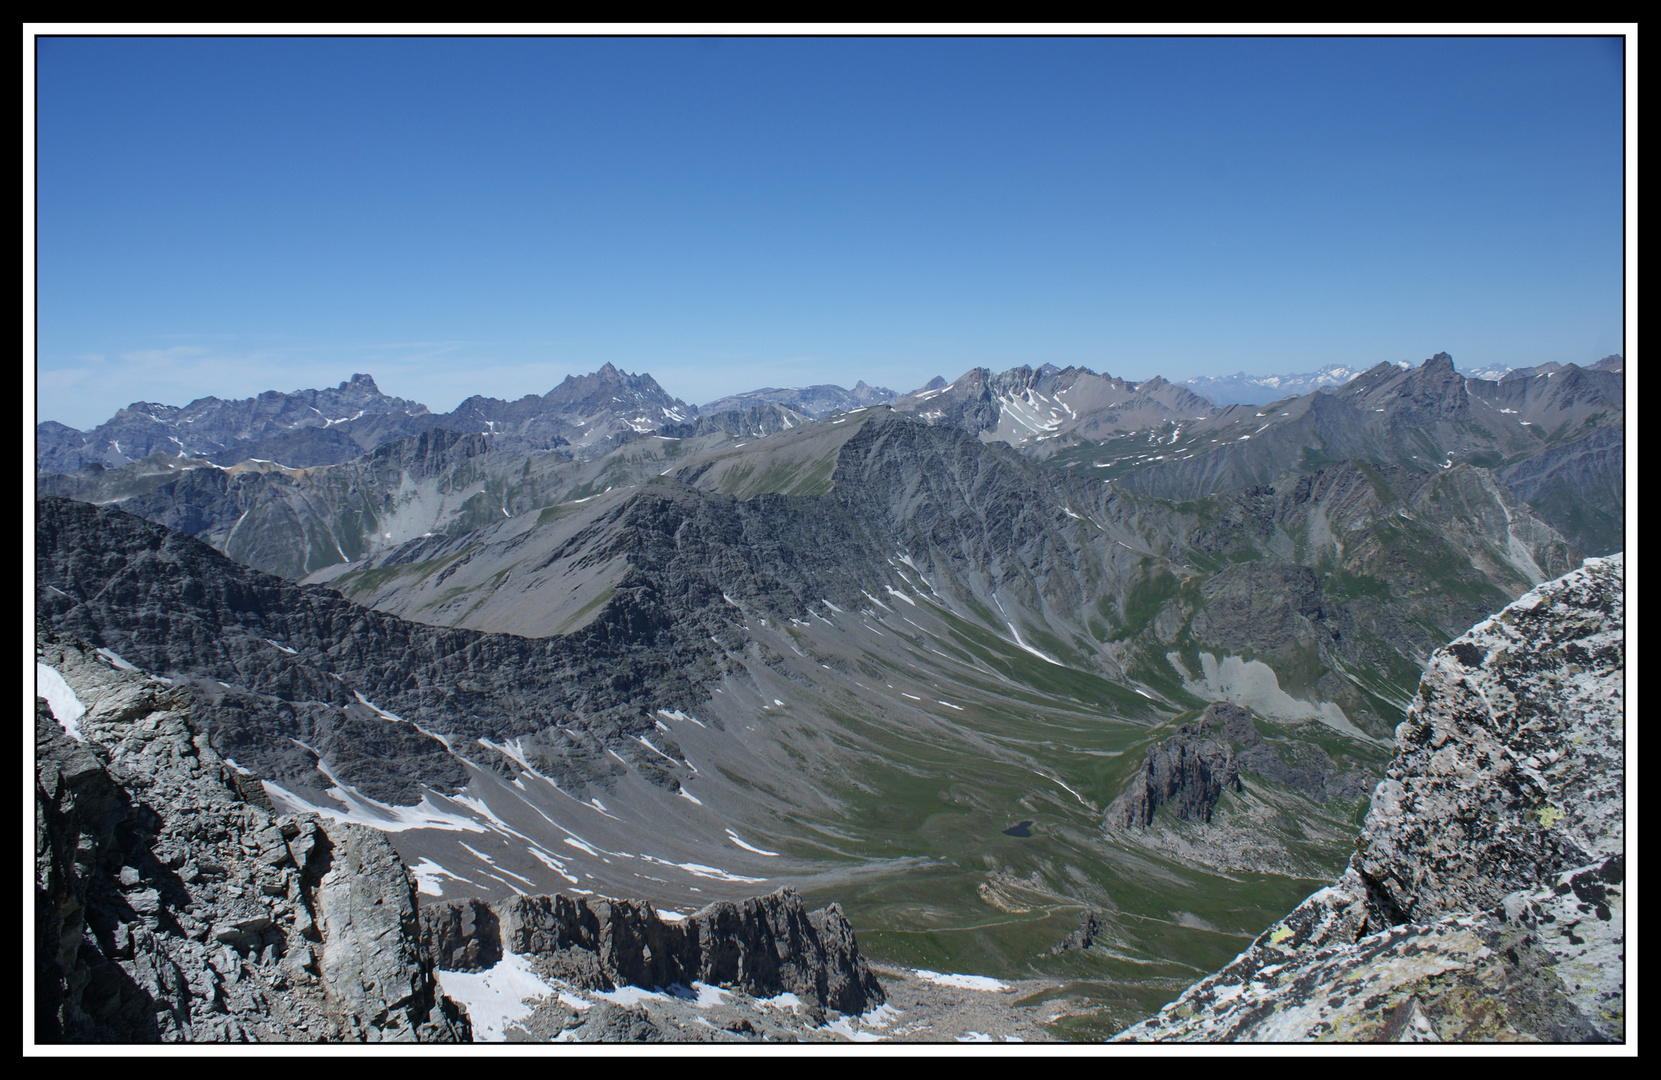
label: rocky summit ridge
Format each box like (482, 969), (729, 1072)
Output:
(1114, 554), (1625, 1042)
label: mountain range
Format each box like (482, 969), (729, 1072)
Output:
(1179, 353), (1624, 405)
(33, 349), (1626, 1042)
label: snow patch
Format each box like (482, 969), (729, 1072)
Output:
(1005, 622), (1063, 666)
(37, 663), (87, 742)
(826, 1016), (888, 1042)
(410, 857), (474, 897)
(725, 829), (780, 856)
(637, 854), (764, 884)
(913, 969), (1011, 992)
(435, 951), (553, 1041)
(95, 647), (138, 671)
(261, 771), (491, 835)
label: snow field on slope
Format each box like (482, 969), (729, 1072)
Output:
(36, 663), (86, 742)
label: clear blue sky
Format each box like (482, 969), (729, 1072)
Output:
(32, 34), (1627, 430)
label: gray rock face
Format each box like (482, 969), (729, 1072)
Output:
(418, 899), (502, 972)
(658, 402), (813, 439)
(1497, 423), (1625, 556)
(1106, 705), (1244, 828)
(1352, 558), (1623, 930)
(34, 627), (470, 1043)
(1114, 554), (1625, 1042)
(419, 887), (884, 1014)
(35, 495), (715, 806)
(313, 823), (463, 1042)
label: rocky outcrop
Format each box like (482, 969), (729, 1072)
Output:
(1221, 708), (1373, 806)
(1105, 705), (1245, 827)
(1103, 702), (1380, 879)
(34, 627), (470, 1042)
(1105, 699), (1372, 824)
(1046, 910), (1105, 956)
(558, 1001), (668, 1042)
(310, 823), (472, 1041)
(1114, 554), (1624, 1042)
(419, 888), (884, 1015)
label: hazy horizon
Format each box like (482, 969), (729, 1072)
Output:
(32, 347), (1626, 432)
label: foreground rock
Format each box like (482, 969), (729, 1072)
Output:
(34, 627), (470, 1042)
(420, 887), (884, 1016)
(1114, 555), (1624, 1042)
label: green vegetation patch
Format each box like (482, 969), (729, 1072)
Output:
(553, 585), (617, 635)
(332, 546), (475, 599)
(1106, 568), (1187, 643)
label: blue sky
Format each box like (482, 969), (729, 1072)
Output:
(32, 33), (1628, 430)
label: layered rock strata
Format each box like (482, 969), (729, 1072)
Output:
(1114, 555), (1625, 1042)
(420, 887), (884, 1015)
(34, 627), (470, 1043)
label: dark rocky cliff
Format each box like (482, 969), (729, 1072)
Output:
(35, 494), (717, 803)
(420, 888), (884, 1015)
